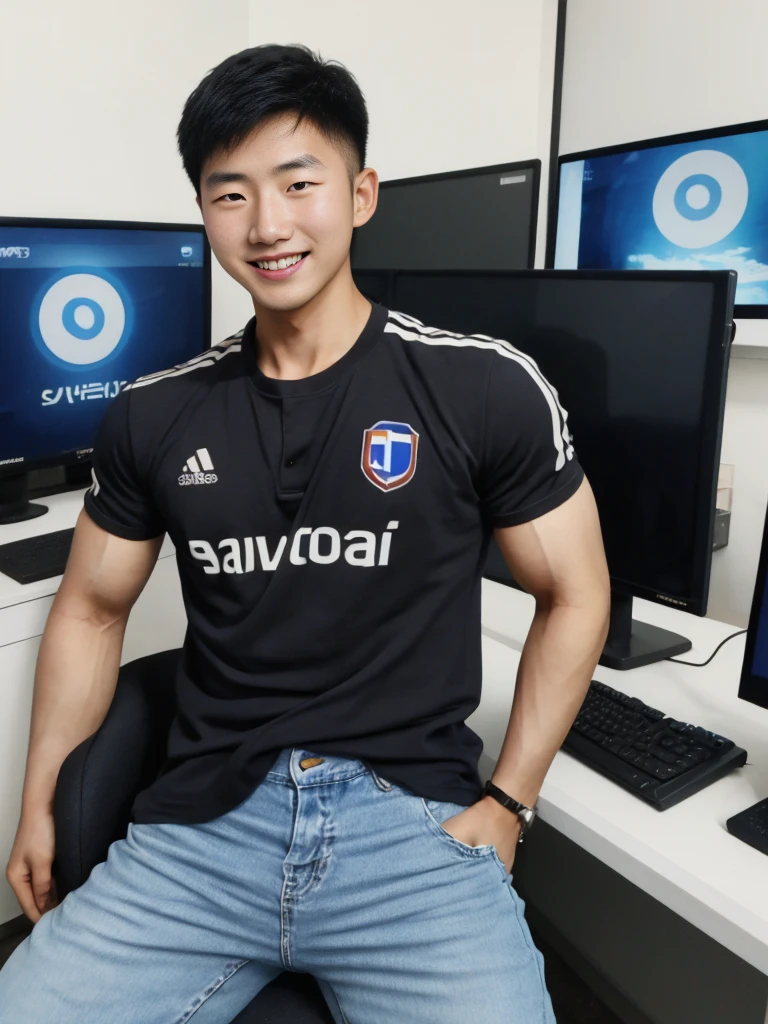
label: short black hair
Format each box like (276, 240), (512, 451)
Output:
(178, 43), (368, 196)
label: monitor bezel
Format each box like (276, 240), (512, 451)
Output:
(352, 159), (542, 271)
(545, 115), (768, 318)
(372, 267), (736, 615)
(738, 502), (768, 710)
(0, 214), (211, 477)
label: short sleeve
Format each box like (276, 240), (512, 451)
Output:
(477, 352), (585, 528)
(83, 389), (165, 541)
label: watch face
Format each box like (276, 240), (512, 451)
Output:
(520, 807), (536, 830)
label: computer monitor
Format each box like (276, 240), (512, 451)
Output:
(351, 271), (393, 307)
(738, 503), (768, 711)
(0, 216), (211, 524)
(388, 268), (737, 670)
(725, 501), (768, 853)
(550, 117), (768, 318)
(351, 160), (540, 272)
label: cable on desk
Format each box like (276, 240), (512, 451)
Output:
(667, 629), (747, 667)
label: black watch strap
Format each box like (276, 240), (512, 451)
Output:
(483, 779), (536, 841)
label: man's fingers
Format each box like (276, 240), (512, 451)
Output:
(7, 862), (42, 924)
(31, 861), (54, 915)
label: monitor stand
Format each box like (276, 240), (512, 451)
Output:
(0, 472), (48, 525)
(600, 589), (692, 671)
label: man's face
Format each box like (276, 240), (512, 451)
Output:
(196, 112), (377, 313)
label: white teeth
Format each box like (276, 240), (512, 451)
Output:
(255, 252), (305, 270)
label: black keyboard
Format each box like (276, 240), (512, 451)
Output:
(726, 798), (768, 856)
(563, 680), (747, 809)
(0, 527), (75, 584)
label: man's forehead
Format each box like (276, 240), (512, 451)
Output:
(203, 119), (337, 179)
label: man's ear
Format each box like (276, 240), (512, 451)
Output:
(195, 193), (202, 212)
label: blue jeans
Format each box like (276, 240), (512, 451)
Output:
(0, 747), (556, 1023)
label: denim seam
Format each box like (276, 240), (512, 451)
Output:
(318, 977), (352, 1024)
(177, 957), (251, 1023)
(280, 871), (295, 968)
(265, 769), (369, 787)
(503, 885), (550, 1021)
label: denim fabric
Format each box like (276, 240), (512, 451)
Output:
(0, 747), (556, 1023)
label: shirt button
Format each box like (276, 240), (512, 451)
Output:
(285, 458), (296, 467)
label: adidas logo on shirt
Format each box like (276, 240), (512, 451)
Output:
(179, 448), (218, 486)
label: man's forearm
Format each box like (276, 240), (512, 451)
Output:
(486, 597), (610, 809)
(20, 604), (126, 819)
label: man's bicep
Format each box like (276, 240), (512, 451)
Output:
(492, 476), (610, 607)
(57, 507), (165, 624)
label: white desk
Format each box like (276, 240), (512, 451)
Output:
(478, 579), (768, 1020)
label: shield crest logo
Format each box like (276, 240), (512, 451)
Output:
(361, 420), (419, 492)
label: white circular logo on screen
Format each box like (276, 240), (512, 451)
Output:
(38, 273), (126, 365)
(652, 149), (748, 249)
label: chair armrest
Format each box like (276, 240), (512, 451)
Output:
(52, 648), (181, 896)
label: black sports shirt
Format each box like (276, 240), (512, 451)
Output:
(83, 300), (584, 825)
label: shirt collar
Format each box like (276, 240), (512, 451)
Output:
(241, 300), (388, 397)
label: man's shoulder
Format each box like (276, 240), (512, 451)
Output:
(123, 334), (243, 396)
(384, 307), (528, 375)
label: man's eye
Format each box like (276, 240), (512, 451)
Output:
(288, 181), (313, 192)
(219, 193), (244, 202)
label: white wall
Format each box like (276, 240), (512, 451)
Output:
(560, 0), (768, 626)
(249, 0), (560, 268)
(0, 0), (254, 342)
(0, 0), (565, 356)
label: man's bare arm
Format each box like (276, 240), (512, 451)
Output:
(487, 475), (611, 811)
(6, 507), (163, 922)
(20, 507), (165, 818)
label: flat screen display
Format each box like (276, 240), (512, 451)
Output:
(0, 221), (209, 469)
(391, 270), (734, 612)
(750, 573), (768, 684)
(739, 504), (768, 710)
(553, 121), (768, 312)
(351, 162), (540, 271)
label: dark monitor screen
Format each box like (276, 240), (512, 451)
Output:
(551, 117), (768, 318)
(739, 504), (768, 710)
(351, 161), (540, 272)
(352, 271), (392, 307)
(390, 269), (736, 614)
(0, 217), (210, 474)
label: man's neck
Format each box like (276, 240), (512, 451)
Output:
(252, 273), (373, 382)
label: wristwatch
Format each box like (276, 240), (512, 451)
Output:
(482, 779), (537, 843)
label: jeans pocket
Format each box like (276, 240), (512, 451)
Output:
(421, 797), (499, 860)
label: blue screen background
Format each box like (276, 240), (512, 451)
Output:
(752, 570), (768, 682)
(0, 226), (208, 464)
(569, 128), (768, 305)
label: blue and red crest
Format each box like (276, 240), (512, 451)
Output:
(361, 420), (419, 492)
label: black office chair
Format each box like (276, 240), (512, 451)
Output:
(51, 648), (335, 1024)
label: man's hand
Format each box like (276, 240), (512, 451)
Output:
(6, 810), (60, 924)
(438, 796), (522, 874)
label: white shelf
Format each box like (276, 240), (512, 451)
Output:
(732, 318), (768, 355)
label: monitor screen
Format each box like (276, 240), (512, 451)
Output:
(391, 270), (735, 614)
(351, 162), (540, 271)
(739, 505), (768, 710)
(552, 120), (768, 314)
(0, 220), (209, 472)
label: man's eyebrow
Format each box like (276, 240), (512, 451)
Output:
(272, 153), (327, 175)
(204, 154), (327, 190)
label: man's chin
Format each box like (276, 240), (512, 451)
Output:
(246, 285), (319, 316)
